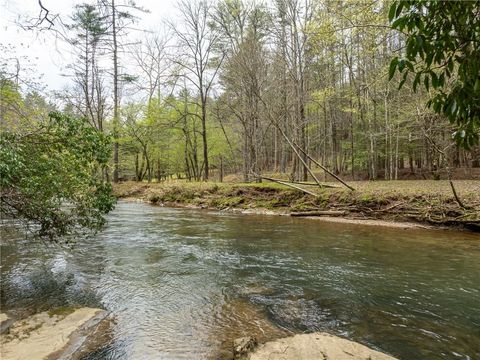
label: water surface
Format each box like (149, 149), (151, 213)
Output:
(1, 201), (479, 359)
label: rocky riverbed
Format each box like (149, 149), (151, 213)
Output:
(1, 308), (397, 360)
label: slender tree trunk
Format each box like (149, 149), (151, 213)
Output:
(219, 156), (223, 182)
(201, 96), (209, 181)
(157, 158), (162, 182)
(112, 0), (120, 183)
(395, 124), (399, 180)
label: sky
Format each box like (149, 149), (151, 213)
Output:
(0, 0), (177, 91)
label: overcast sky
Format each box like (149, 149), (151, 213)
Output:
(0, 0), (177, 91)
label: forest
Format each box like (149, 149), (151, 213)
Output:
(2, 0), (479, 188)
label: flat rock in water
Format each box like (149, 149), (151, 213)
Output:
(248, 332), (397, 360)
(0, 307), (107, 360)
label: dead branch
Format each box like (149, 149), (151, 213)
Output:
(291, 210), (347, 217)
(252, 173), (318, 197)
(267, 178), (340, 188)
(291, 141), (355, 191)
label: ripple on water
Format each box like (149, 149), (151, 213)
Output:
(1, 202), (479, 360)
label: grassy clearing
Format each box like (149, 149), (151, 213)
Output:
(113, 180), (480, 230)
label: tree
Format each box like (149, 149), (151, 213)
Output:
(277, 0), (314, 181)
(131, 33), (170, 106)
(212, 0), (270, 181)
(66, 3), (108, 131)
(99, 0), (147, 182)
(122, 103), (154, 182)
(170, 0), (224, 181)
(389, 0), (480, 148)
(9, 0), (478, 186)
(1, 81), (115, 241)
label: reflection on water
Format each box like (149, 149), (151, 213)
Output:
(1, 202), (480, 359)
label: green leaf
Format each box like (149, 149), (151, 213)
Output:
(474, 78), (480, 92)
(406, 60), (414, 72)
(424, 75), (430, 92)
(391, 17), (406, 29)
(439, 73), (445, 87)
(431, 72), (438, 88)
(395, 1), (404, 17)
(398, 72), (408, 89)
(416, 35), (423, 50)
(388, 57), (398, 80)
(388, 2), (397, 22)
(413, 72), (421, 92)
(426, 52), (434, 67)
(406, 38), (415, 57)
(448, 58), (454, 73)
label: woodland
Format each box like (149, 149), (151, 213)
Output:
(3, 0), (479, 183)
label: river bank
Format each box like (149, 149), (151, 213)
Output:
(113, 180), (480, 231)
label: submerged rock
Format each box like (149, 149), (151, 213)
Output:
(0, 313), (10, 323)
(233, 336), (258, 358)
(0, 307), (107, 360)
(207, 298), (290, 358)
(0, 313), (14, 334)
(247, 332), (397, 360)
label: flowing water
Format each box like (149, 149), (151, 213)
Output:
(1, 201), (479, 359)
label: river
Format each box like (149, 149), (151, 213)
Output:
(1, 201), (479, 359)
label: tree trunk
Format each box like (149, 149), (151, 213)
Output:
(112, 0), (120, 183)
(201, 96), (209, 181)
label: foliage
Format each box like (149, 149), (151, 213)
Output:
(389, 0), (480, 148)
(69, 3), (107, 45)
(1, 103), (115, 241)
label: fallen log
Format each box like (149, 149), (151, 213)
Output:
(291, 140), (356, 191)
(291, 210), (347, 217)
(250, 172), (339, 189)
(252, 173), (318, 197)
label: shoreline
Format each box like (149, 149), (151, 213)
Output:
(120, 197), (449, 231)
(114, 181), (480, 232)
(296, 215), (437, 229)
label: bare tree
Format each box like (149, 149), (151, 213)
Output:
(131, 32), (170, 105)
(212, 0), (270, 181)
(275, 0), (314, 181)
(98, 0), (147, 182)
(169, 0), (224, 181)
